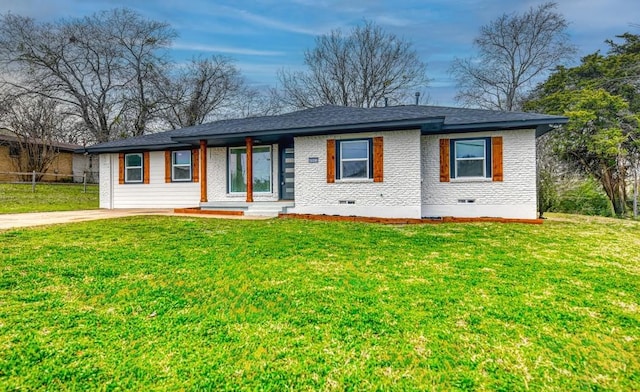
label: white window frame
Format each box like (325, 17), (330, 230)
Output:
(454, 139), (486, 178)
(228, 145), (273, 194)
(338, 139), (370, 180)
(124, 153), (143, 183)
(172, 150), (192, 182)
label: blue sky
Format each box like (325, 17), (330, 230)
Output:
(1, 0), (638, 106)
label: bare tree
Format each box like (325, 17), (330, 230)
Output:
(278, 20), (428, 109)
(234, 87), (286, 118)
(451, 2), (576, 111)
(158, 56), (244, 129)
(0, 9), (175, 143)
(0, 94), (70, 180)
(109, 9), (175, 137)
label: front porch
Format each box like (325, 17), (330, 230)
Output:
(198, 200), (295, 217)
(195, 137), (294, 209)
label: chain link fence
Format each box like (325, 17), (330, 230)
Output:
(0, 171), (99, 193)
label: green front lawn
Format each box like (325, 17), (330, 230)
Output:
(1, 215), (638, 390)
(0, 183), (99, 213)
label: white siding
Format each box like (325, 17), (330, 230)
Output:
(421, 129), (537, 219)
(100, 151), (200, 209)
(99, 144), (282, 209)
(288, 130), (423, 218)
(207, 144), (280, 202)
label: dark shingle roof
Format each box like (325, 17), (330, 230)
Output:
(0, 133), (84, 152)
(86, 105), (567, 153)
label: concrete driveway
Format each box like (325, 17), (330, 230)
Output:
(0, 209), (258, 230)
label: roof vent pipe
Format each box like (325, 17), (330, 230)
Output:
(415, 91), (420, 105)
(384, 97), (388, 107)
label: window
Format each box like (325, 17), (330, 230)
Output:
(124, 153), (143, 183)
(9, 145), (20, 157)
(337, 139), (371, 179)
(172, 150), (192, 181)
(229, 146), (272, 193)
(440, 137), (502, 182)
(327, 137), (383, 183)
(454, 139), (486, 178)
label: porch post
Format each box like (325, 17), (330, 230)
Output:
(246, 136), (253, 202)
(200, 139), (208, 202)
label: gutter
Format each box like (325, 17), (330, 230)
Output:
(439, 118), (568, 132)
(85, 142), (193, 154)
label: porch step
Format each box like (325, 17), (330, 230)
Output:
(246, 202), (294, 217)
(199, 201), (294, 217)
(244, 210), (280, 217)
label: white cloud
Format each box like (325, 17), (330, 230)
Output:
(172, 42), (285, 57)
(372, 15), (414, 27)
(288, 0), (366, 14)
(557, 0), (640, 31)
(198, 4), (337, 36)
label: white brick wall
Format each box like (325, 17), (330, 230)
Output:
(288, 130), (423, 218)
(206, 144), (279, 202)
(99, 154), (112, 209)
(421, 129), (537, 219)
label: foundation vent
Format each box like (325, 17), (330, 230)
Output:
(338, 200), (356, 205)
(457, 199), (476, 204)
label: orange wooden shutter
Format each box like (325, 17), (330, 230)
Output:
(118, 153), (125, 184)
(373, 136), (383, 182)
(143, 151), (150, 184)
(439, 139), (450, 182)
(492, 136), (503, 182)
(327, 139), (336, 183)
(164, 151), (171, 183)
(192, 149), (199, 183)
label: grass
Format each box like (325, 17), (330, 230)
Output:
(0, 183), (98, 213)
(0, 214), (638, 390)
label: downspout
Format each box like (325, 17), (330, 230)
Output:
(200, 140), (208, 203)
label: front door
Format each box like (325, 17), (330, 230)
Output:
(279, 143), (294, 200)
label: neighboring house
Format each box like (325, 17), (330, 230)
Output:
(0, 132), (97, 183)
(72, 153), (98, 183)
(85, 105), (566, 220)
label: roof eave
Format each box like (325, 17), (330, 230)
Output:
(535, 123), (566, 137)
(86, 142), (193, 154)
(439, 118), (568, 134)
(85, 115), (569, 152)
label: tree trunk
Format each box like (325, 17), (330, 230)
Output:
(599, 166), (626, 216)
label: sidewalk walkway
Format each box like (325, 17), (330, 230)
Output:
(0, 209), (265, 230)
